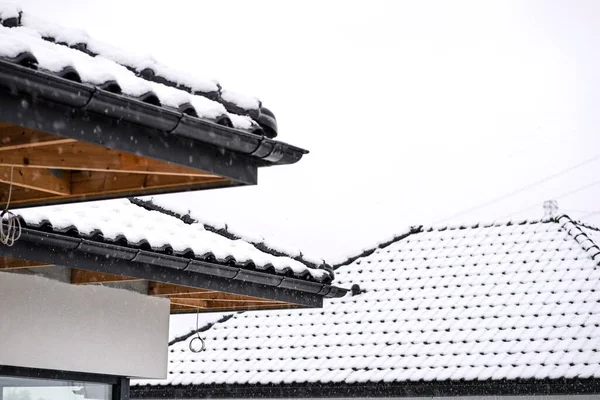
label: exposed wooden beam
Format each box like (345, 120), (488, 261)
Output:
(0, 141), (217, 177)
(0, 167), (71, 195)
(70, 172), (227, 197)
(0, 173), (229, 206)
(169, 301), (297, 313)
(169, 297), (277, 303)
(170, 298), (290, 310)
(71, 269), (141, 284)
(0, 257), (51, 270)
(148, 282), (218, 296)
(0, 126), (77, 152)
(166, 291), (276, 302)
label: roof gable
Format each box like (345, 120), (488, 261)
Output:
(134, 215), (600, 388)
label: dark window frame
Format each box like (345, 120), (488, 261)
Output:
(0, 365), (129, 400)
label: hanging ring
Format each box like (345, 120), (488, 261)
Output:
(189, 336), (206, 353)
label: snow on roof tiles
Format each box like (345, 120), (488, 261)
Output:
(0, 3), (275, 136)
(134, 216), (600, 386)
(133, 197), (328, 270)
(15, 199), (332, 283)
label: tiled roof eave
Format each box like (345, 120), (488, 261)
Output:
(4, 227), (348, 306)
(0, 59), (307, 167)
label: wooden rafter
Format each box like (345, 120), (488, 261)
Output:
(0, 257), (51, 270)
(0, 141), (218, 177)
(0, 126), (77, 152)
(149, 282), (295, 313)
(71, 269), (141, 285)
(170, 298), (288, 309)
(170, 302), (298, 313)
(0, 167), (71, 195)
(0, 173), (229, 206)
(0, 122), (240, 208)
(149, 282), (219, 297)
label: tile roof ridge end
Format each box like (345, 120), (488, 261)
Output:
(333, 217), (558, 270)
(129, 197), (195, 224)
(333, 225), (423, 270)
(128, 198), (329, 273)
(558, 214), (600, 264)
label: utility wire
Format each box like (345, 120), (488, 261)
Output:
(561, 208), (597, 214)
(497, 178), (600, 221)
(435, 153), (600, 224)
(583, 209), (600, 219)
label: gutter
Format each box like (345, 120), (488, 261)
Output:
(1, 228), (348, 307)
(0, 58), (307, 166)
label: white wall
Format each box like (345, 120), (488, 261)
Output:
(0, 272), (170, 379)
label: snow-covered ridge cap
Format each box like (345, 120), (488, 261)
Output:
(333, 216), (600, 269)
(130, 198), (334, 280)
(0, 2), (277, 137)
(558, 215), (600, 265)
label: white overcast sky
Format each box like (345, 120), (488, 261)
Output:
(18, 0), (600, 262)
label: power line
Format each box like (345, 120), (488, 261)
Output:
(497, 178), (600, 221)
(561, 208), (597, 214)
(435, 153), (600, 224)
(583, 209), (600, 219)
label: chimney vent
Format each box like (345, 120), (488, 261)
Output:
(543, 200), (559, 219)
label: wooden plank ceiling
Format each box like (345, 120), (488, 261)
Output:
(0, 122), (230, 208)
(0, 257), (296, 313)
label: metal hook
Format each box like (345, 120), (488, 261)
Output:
(189, 335), (206, 353)
(189, 305), (206, 353)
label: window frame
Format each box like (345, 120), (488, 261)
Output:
(0, 365), (129, 400)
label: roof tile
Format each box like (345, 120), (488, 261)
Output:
(0, 3), (280, 138)
(15, 199), (332, 283)
(134, 216), (600, 386)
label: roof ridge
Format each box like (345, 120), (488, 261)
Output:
(333, 217), (556, 270)
(129, 198), (330, 274)
(574, 219), (600, 232)
(557, 214), (600, 264)
(333, 225), (424, 269)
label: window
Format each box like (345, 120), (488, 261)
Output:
(0, 376), (112, 400)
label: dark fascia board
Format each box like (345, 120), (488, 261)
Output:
(0, 59), (306, 173)
(0, 228), (348, 307)
(130, 378), (600, 399)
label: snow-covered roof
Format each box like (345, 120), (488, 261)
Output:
(0, 3), (277, 137)
(133, 215), (600, 388)
(15, 199), (333, 284)
(132, 198), (329, 271)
